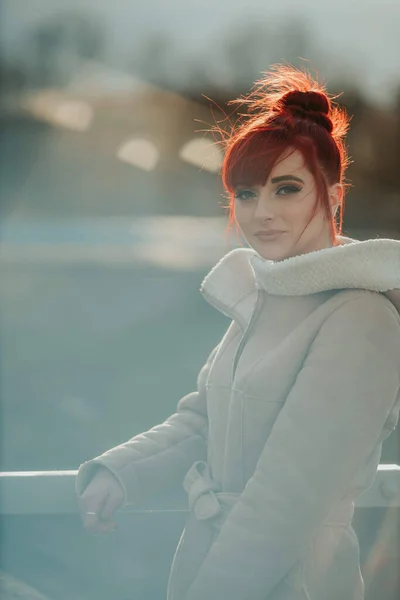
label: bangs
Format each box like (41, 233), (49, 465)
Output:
(222, 129), (293, 193)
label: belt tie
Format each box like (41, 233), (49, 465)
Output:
(183, 460), (238, 523)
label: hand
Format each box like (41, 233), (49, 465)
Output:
(78, 466), (125, 534)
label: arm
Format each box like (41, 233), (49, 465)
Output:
(185, 294), (400, 600)
(76, 344), (219, 505)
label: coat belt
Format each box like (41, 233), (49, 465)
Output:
(183, 461), (237, 523)
(183, 460), (355, 529)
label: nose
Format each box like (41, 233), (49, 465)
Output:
(254, 190), (274, 221)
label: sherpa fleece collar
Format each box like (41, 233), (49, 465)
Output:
(200, 237), (400, 323)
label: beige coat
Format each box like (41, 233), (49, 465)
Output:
(77, 237), (400, 600)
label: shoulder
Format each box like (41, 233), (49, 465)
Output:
(317, 289), (400, 353)
(328, 289), (400, 322)
(303, 290), (400, 377)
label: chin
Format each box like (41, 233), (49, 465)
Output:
(252, 243), (290, 262)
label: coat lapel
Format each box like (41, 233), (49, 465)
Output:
(200, 237), (400, 325)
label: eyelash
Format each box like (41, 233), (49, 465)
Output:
(234, 189), (256, 201)
(234, 185), (301, 200)
(277, 185), (301, 196)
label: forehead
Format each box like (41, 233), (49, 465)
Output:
(271, 148), (309, 178)
(228, 143), (314, 191)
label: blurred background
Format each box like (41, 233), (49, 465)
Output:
(1, 1), (400, 599)
(1, 0), (400, 470)
(1, 0), (400, 473)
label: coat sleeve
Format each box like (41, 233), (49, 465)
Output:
(185, 294), (400, 600)
(76, 343), (219, 505)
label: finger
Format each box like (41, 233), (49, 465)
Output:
(99, 490), (122, 522)
(78, 487), (108, 524)
(82, 510), (102, 532)
(77, 494), (94, 518)
(80, 495), (108, 529)
(81, 489), (118, 533)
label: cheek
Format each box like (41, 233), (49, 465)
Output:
(287, 205), (306, 226)
(234, 203), (250, 228)
(284, 198), (314, 227)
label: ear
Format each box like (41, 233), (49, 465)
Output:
(328, 183), (343, 215)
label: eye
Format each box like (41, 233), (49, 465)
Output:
(234, 189), (257, 201)
(276, 185), (301, 196)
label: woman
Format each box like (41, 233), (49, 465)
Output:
(76, 65), (400, 599)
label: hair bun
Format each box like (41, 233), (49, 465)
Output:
(282, 90), (329, 114)
(279, 90), (333, 133)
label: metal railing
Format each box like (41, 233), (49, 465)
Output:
(1, 466), (399, 600)
(1, 464), (400, 515)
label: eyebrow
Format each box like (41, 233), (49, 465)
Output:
(234, 175), (304, 188)
(270, 175), (304, 184)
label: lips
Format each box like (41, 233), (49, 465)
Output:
(254, 231), (284, 241)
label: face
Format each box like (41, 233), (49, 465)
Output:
(233, 149), (342, 262)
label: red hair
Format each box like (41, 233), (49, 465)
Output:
(215, 64), (351, 243)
